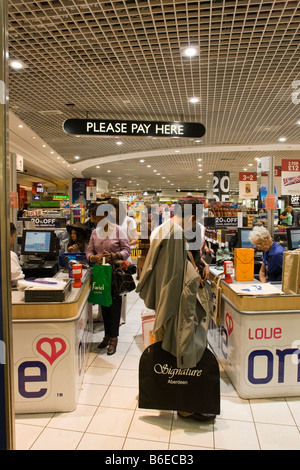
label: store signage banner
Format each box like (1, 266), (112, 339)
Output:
(63, 119), (205, 138)
(213, 171), (230, 202)
(239, 172), (257, 199)
(86, 179), (97, 201)
(289, 195), (300, 207)
(72, 178), (88, 205)
(9, 192), (18, 209)
(16, 154), (23, 172)
(22, 217), (67, 228)
(281, 159), (300, 195)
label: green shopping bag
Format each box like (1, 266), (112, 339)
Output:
(88, 263), (113, 306)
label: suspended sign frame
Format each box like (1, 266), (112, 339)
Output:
(63, 119), (205, 139)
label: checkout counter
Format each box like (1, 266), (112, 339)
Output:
(12, 267), (92, 414)
(208, 266), (300, 399)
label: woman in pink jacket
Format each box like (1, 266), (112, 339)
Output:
(86, 203), (131, 355)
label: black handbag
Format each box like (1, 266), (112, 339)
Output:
(111, 259), (136, 296)
(139, 341), (220, 415)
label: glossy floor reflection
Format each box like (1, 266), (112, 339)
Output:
(15, 290), (300, 450)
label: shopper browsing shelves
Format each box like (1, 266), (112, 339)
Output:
(279, 205), (293, 226)
(249, 226), (285, 283)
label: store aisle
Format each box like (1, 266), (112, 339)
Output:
(15, 290), (300, 451)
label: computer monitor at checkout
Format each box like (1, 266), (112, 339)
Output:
(238, 228), (255, 249)
(21, 230), (53, 256)
(287, 228), (300, 251)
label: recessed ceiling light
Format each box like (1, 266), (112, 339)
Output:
(189, 97), (199, 104)
(96, 166), (100, 169)
(57, 157), (60, 160)
(153, 170), (157, 172)
(10, 60), (24, 70)
(297, 121), (300, 125)
(182, 46), (199, 58)
(147, 165), (151, 168)
(107, 170), (111, 173)
(74, 155), (80, 159)
(197, 158), (202, 161)
(139, 159), (145, 162)
(116, 141), (123, 145)
(249, 163), (253, 166)
(174, 150), (180, 153)
(279, 137), (286, 142)
(42, 145), (46, 148)
(50, 151), (54, 154)
(18, 124), (23, 128)
(243, 168), (247, 171)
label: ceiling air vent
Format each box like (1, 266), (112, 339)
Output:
(38, 110), (63, 116)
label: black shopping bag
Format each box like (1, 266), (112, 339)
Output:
(139, 341), (220, 415)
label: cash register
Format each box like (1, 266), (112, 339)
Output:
(21, 229), (59, 278)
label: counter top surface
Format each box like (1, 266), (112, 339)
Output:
(209, 266), (300, 313)
(12, 269), (91, 320)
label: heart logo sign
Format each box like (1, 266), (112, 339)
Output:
(36, 337), (67, 366)
(225, 313), (234, 337)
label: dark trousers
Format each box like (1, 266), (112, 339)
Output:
(101, 295), (122, 337)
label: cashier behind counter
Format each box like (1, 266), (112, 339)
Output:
(249, 226), (285, 283)
(10, 223), (25, 284)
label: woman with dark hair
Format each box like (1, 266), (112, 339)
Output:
(66, 222), (87, 253)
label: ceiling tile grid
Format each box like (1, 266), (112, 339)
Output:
(7, 0), (300, 191)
